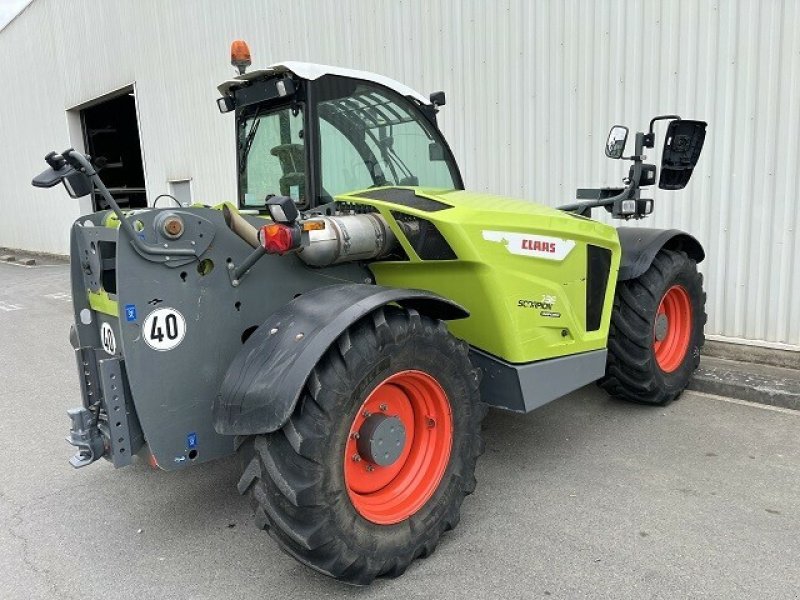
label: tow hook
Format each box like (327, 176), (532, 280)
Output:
(66, 407), (105, 468)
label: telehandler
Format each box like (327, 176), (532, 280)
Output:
(33, 41), (707, 584)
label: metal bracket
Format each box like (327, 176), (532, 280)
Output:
(69, 350), (143, 468)
(228, 245), (267, 286)
(127, 210), (216, 267)
(75, 346), (101, 408)
(66, 407), (105, 468)
(97, 357), (143, 467)
(73, 226), (118, 293)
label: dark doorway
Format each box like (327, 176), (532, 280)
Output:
(81, 91), (146, 210)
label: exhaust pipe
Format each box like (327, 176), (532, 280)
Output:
(222, 204), (260, 248)
(223, 204), (399, 267)
(299, 214), (398, 267)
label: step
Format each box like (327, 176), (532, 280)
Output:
(688, 356), (800, 411)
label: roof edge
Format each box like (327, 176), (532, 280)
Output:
(217, 61), (430, 105)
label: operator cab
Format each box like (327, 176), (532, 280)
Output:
(217, 54), (463, 213)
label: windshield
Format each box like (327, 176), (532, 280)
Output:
(317, 81), (459, 199)
(236, 79), (460, 209)
(238, 104), (305, 208)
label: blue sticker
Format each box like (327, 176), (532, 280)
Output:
(187, 432), (198, 449)
(125, 304), (137, 322)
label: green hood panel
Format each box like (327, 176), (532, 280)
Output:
(339, 187), (621, 363)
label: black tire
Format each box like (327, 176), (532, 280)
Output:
(238, 305), (485, 585)
(599, 249), (706, 405)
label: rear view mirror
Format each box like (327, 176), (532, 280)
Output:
(62, 171), (93, 198)
(31, 151), (92, 198)
(429, 91), (446, 107)
(605, 126), (629, 159)
(659, 120), (707, 190)
(429, 142), (445, 161)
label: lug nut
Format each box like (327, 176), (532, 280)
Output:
(350, 432), (360, 440)
(362, 410), (372, 418)
(379, 403), (388, 412)
(351, 453), (361, 462)
(426, 417), (436, 428)
(365, 464), (374, 472)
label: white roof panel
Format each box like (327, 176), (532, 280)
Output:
(217, 61), (430, 105)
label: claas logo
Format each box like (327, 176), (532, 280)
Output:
(521, 239), (556, 253)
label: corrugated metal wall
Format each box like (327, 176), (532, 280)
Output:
(0, 0), (798, 349)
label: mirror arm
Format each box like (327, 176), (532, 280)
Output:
(559, 131), (646, 213)
(627, 131), (645, 186)
(65, 151), (196, 257)
(557, 179), (635, 212)
(648, 114), (681, 135)
(644, 115), (681, 148)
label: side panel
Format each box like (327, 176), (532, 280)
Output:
(344, 188), (621, 364)
(469, 348), (608, 412)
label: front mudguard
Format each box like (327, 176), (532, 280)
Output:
(213, 284), (468, 435)
(617, 227), (705, 280)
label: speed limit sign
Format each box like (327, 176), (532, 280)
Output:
(142, 307), (186, 351)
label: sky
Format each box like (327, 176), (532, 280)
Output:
(0, 0), (30, 30)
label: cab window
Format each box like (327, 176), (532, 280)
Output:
(238, 104), (305, 207)
(317, 81), (459, 200)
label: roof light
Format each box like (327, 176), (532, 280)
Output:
(230, 40), (251, 75)
(216, 96), (235, 113)
(259, 223), (301, 254)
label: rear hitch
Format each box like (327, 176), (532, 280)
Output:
(66, 407), (106, 468)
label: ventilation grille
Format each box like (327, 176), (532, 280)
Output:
(391, 212), (457, 260)
(359, 188), (452, 212)
(586, 245), (612, 331)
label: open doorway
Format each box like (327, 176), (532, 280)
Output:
(80, 89), (146, 210)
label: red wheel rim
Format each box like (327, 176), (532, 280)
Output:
(653, 285), (693, 373)
(344, 370), (453, 525)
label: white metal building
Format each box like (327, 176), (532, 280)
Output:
(0, 0), (798, 351)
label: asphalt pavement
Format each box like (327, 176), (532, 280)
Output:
(1, 260), (798, 600)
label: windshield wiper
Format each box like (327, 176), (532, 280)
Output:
(376, 131), (414, 184)
(239, 109), (264, 174)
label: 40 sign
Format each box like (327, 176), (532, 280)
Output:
(142, 307), (187, 351)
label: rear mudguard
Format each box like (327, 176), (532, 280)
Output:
(213, 283), (469, 435)
(616, 227), (704, 280)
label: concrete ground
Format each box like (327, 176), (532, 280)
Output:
(1, 260), (798, 600)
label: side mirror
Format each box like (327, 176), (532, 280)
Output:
(659, 120), (707, 190)
(429, 142), (446, 161)
(62, 171), (93, 198)
(605, 125), (629, 159)
(31, 152), (93, 198)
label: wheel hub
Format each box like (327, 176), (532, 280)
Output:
(357, 414), (406, 466)
(653, 285), (693, 373)
(654, 313), (669, 341)
(344, 370), (454, 525)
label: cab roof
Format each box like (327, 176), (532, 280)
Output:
(217, 61), (431, 105)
